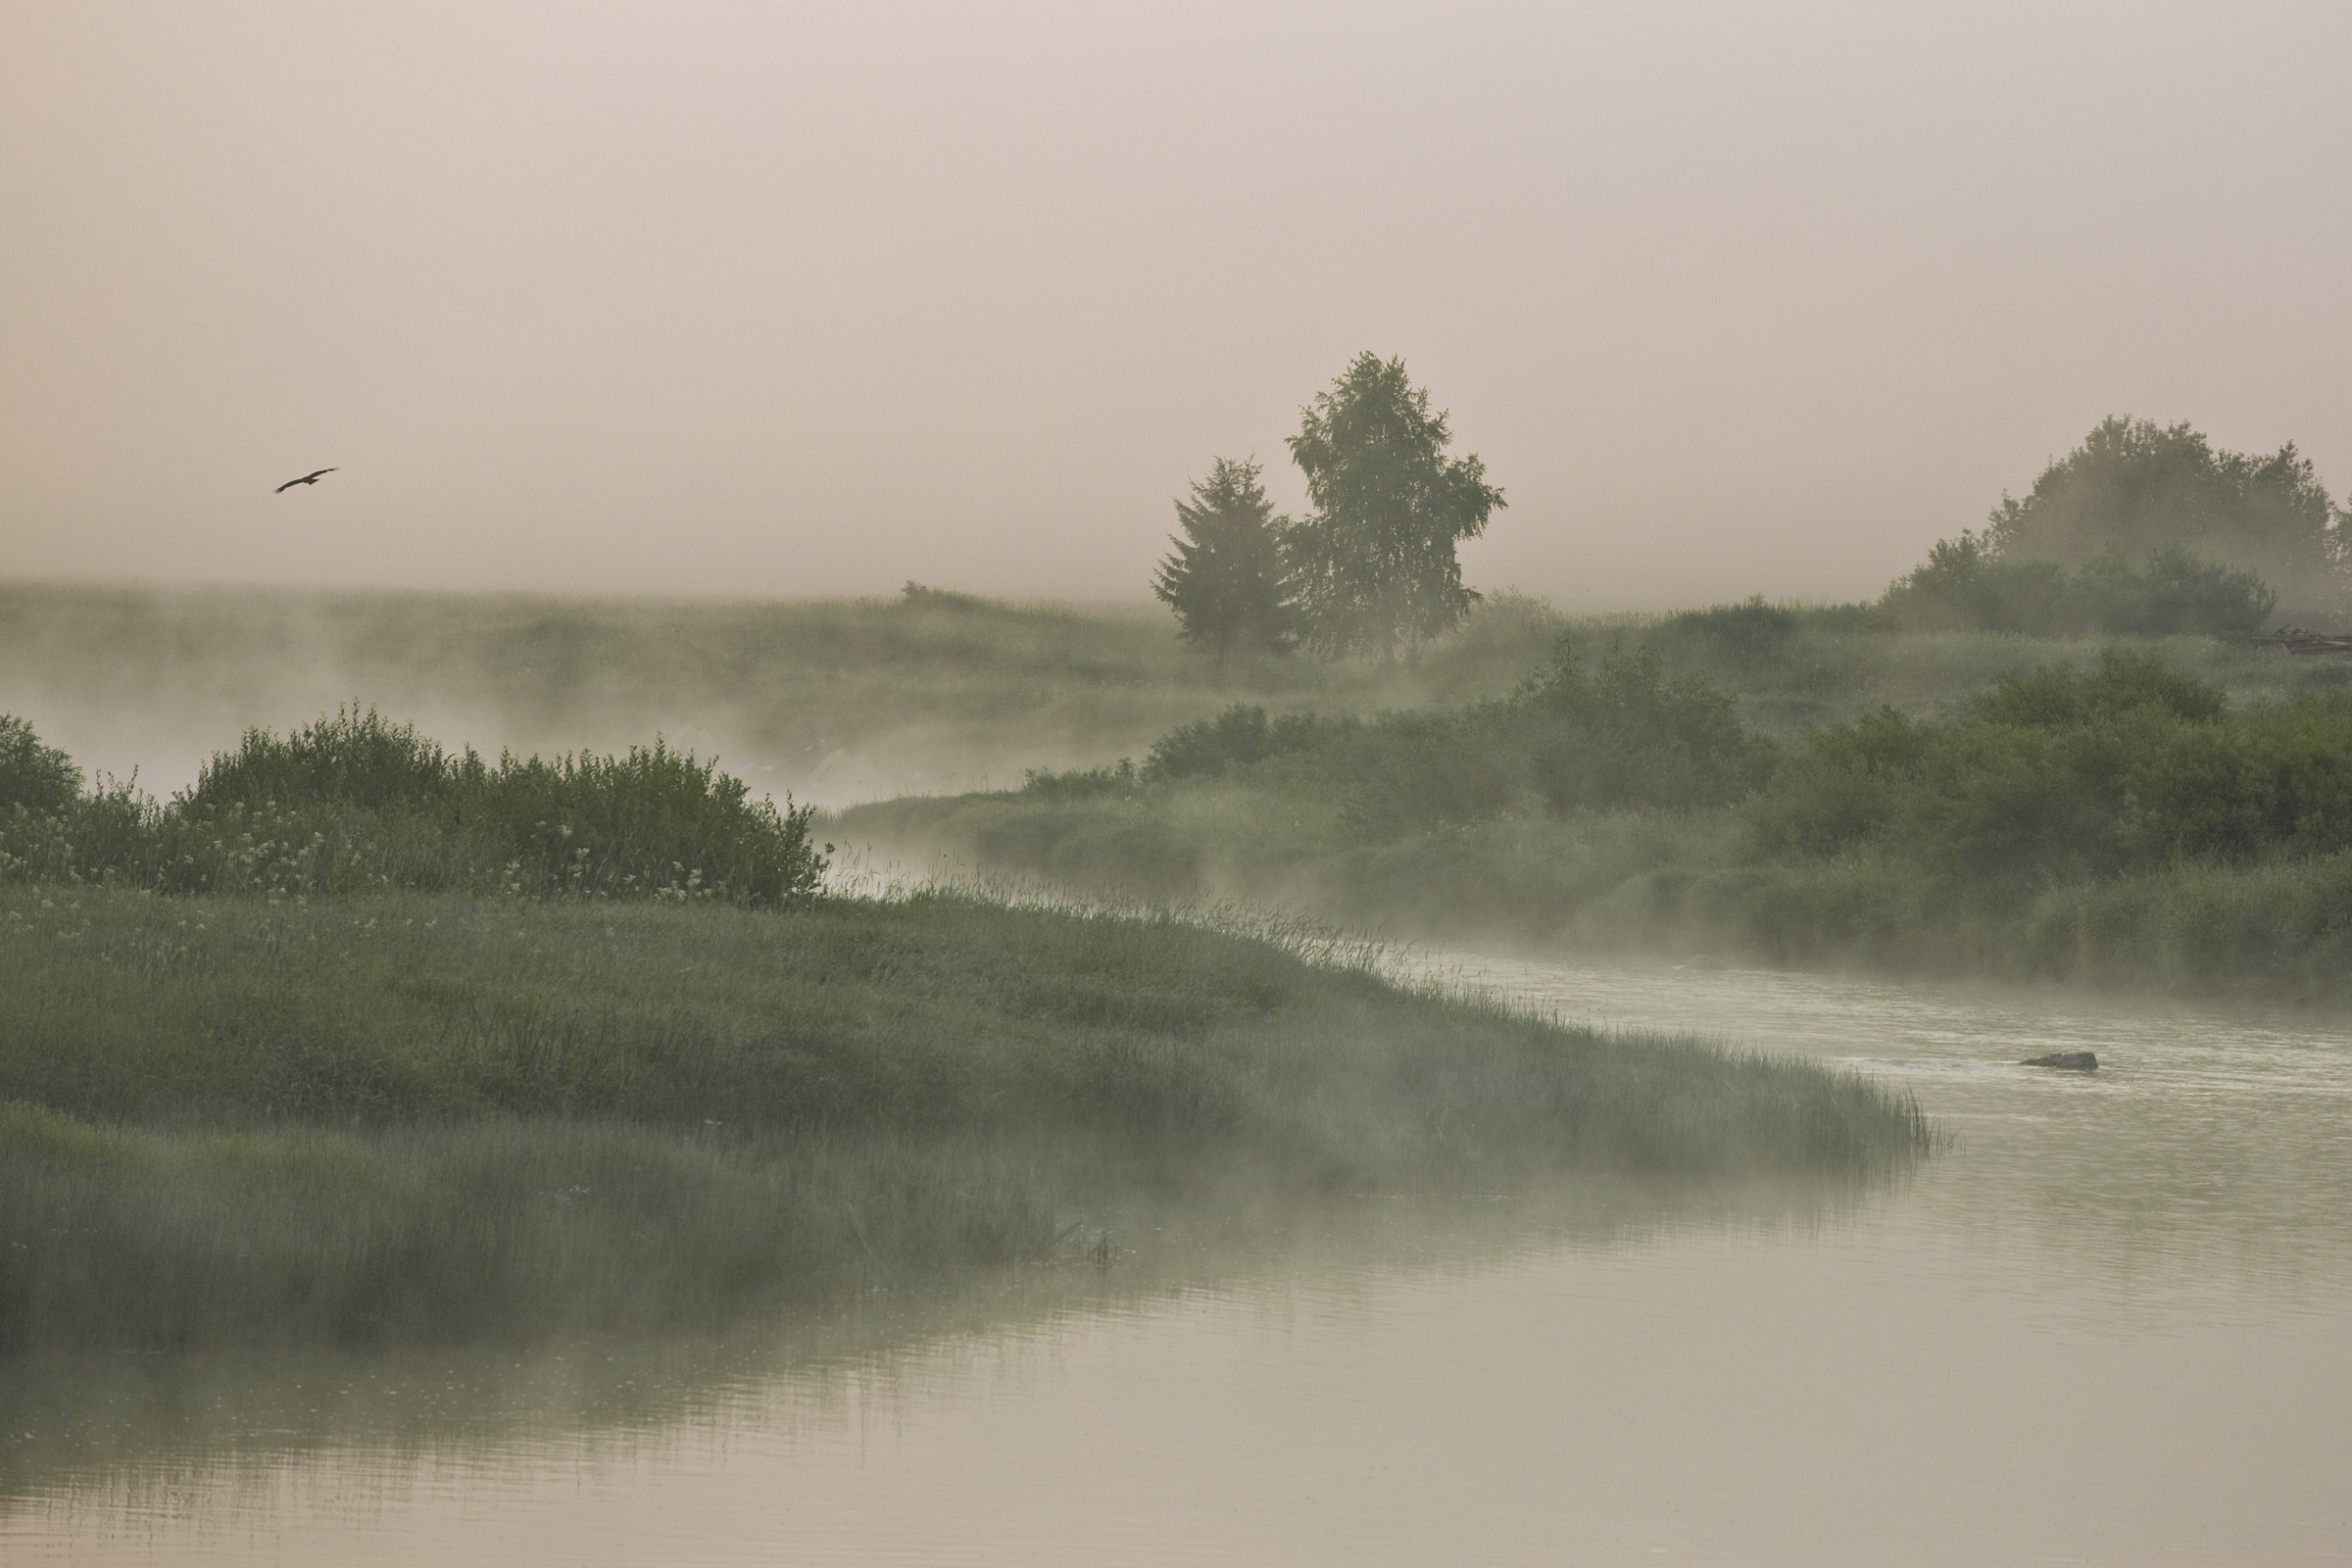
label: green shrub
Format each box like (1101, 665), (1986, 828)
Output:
(1966, 650), (2227, 726)
(188, 707), (473, 814)
(467, 742), (824, 905)
(0, 716), (79, 815)
(0, 710), (828, 907)
(1122, 646), (1769, 837)
(1508, 644), (1772, 812)
(1749, 652), (2352, 879)
(1654, 597), (1812, 657)
(1020, 759), (1141, 802)
(1145, 706), (1345, 782)
(1881, 536), (2277, 637)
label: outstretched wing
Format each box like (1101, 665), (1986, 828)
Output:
(274, 467), (338, 492)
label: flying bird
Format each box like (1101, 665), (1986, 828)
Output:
(274, 467), (338, 493)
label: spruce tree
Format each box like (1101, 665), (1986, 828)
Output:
(1152, 457), (1296, 658)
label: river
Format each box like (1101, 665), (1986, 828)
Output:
(5, 955), (2348, 1565)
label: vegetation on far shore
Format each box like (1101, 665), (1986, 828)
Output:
(848, 639), (2352, 1004)
(845, 414), (2352, 1003)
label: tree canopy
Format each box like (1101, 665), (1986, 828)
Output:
(1984, 416), (2342, 614)
(1284, 354), (1504, 660)
(1152, 457), (1296, 658)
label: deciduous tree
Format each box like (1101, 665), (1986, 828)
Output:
(1984, 416), (2342, 616)
(1285, 354), (1504, 660)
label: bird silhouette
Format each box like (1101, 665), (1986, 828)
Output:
(274, 467), (338, 493)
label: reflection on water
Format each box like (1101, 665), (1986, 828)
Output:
(6, 959), (2349, 1565)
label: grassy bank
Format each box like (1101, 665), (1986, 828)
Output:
(0, 885), (1928, 1351)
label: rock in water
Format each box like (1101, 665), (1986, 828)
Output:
(2021, 1051), (2098, 1071)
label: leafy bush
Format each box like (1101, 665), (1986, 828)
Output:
(0, 710), (828, 906)
(1020, 759), (1141, 802)
(1118, 644), (1770, 835)
(1507, 645), (1773, 814)
(188, 706), (471, 813)
(463, 743), (824, 904)
(1967, 652), (2225, 727)
(1145, 706), (1343, 782)
(0, 716), (79, 815)
(1881, 536), (2278, 638)
(1654, 597), (1808, 658)
(1749, 652), (2352, 880)
(1984, 416), (2339, 602)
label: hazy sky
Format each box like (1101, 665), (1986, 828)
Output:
(3, 1), (2347, 610)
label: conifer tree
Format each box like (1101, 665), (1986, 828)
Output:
(1152, 457), (1296, 658)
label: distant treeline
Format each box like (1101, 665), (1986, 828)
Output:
(1152, 411), (2349, 662)
(0, 708), (827, 905)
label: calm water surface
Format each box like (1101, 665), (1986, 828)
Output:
(6, 956), (2349, 1565)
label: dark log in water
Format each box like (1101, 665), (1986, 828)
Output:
(2022, 1051), (2099, 1071)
